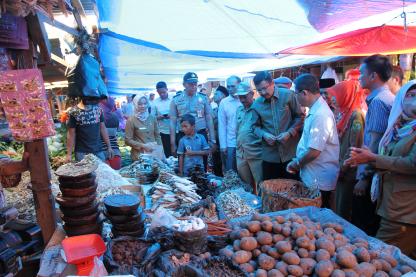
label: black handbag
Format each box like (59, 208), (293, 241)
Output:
(67, 54), (108, 99)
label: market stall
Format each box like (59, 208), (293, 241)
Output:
(30, 152), (415, 276)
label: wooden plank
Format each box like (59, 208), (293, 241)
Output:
(37, 11), (79, 37)
(26, 12), (51, 64)
(17, 39), (57, 244)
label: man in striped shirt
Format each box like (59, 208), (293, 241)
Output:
(353, 54), (395, 235)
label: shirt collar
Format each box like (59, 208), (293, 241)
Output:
(308, 96), (325, 116)
(259, 86), (279, 103)
(366, 84), (389, 102)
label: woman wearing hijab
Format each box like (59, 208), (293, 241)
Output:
(100, 97), (122, 169)
(125, 95), (162, 161)
(345, 80), (416, 258)
(326, 80), (366, 220)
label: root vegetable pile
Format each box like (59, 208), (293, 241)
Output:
(219, 212), (415, 276)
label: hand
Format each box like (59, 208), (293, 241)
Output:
(276, 132), (291, 144)
(107, 148), (114, 159)
(210, 142), (217, 153)
(185, 150), (195, 156)
(263, 133), (277, 146)
(353, 179), (369, 196)
(286, 159), (300, 174)
(143, 145), (153, 152)
(344, 147), (376, 167)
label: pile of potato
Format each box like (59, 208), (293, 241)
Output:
(219, 213), (414, 277)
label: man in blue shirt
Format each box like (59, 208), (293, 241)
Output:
(353, 54), (394, 235)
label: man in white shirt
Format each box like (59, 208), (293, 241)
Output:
(152, 81), (172, 157)
(287, 74), (340, 208)
(121, 95), (135, 119)
(218, 75), (242, 172)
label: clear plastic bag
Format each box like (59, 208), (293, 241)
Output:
(89, 256), (108, 277)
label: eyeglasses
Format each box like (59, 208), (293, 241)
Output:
(294, 89), (305, 94)
(186, 82), (198, 86)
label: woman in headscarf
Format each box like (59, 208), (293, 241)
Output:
(345, 80), (416, 259)
(100, 97), (122, 169)
(326, 79), (366, 221)
(125, 95), (162, 161)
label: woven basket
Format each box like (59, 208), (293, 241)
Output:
(260, 179), (321, 212)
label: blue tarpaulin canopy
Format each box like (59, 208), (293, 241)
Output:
(96, 0), (416, 93)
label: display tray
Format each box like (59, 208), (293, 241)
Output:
(58, 174), (96, 188)
(60, 201), (99, 217)
(59, 183), (98, 197)
(62, 212), (100, 226)
(56, 161), (98, 178)
(104, 194), (140, 215)
(56, 192), (97, 208)
(104, 209), (143, 224)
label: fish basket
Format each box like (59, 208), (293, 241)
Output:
(260, 179), (321, 213)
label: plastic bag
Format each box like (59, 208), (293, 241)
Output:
(144, 142), (166, 161)
(149, 208), (178, 231)
(89, 256), (108, 277)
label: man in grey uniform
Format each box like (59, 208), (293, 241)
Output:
(170, 72), (216, 161)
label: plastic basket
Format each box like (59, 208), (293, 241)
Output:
(260, 179), (321, 213)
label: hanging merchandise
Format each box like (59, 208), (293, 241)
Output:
(67, 54), (108, 99)
(0, 69), (55, 142)
(0, 13), (29, 50)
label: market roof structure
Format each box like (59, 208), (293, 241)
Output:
(96, 0), (416, 93)
(279, 25), (416, 56)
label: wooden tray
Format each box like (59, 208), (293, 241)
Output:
(56, 192), (96, 208)
(104, 194), (140, 215)
(58, 174), (96, 188)
(60, 201), (99, 217)
(59, 183), (98, 197)
(56, 161), (98, 178)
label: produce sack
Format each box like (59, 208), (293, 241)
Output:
(196, 256), (247, 277)
(103, 236), (151, 273)
(173, 225), (208, 255)
(67, 54), (108, 99)
(156, 249), (196, 274)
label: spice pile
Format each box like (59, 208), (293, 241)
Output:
(149, 172), (201, 213)
(219, 212), (415, 276)
(216, 191), (255, 219)
(3, 172), (35, 222)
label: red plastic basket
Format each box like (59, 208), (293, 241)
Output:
(62, 234), (106, 276)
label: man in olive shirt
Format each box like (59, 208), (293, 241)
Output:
(236, 82), (263, 194)
(252, 71), (304, 180)
(170, 72), (216, 159)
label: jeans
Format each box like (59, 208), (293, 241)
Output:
(75, 151), (106, 162)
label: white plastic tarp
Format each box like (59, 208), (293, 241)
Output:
(96, 0), (416, 93)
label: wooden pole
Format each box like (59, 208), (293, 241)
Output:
(17, 34), (57, 244)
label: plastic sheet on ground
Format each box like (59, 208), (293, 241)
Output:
(230, 206), (416, 269)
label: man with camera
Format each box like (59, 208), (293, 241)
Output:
(152, 81), (172, 157)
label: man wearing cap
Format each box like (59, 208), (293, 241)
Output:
(252, 71), (304, 181)
(152, 81), (172, 157)
(170, 72), (216, 161)
(218, 75), (242, 172)
(274, 76), (293, 90)
(236, 82), (263, 194)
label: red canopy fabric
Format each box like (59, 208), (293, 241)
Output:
(279, 25), (416, 56)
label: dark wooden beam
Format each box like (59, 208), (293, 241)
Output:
(26, 12), (51, 64)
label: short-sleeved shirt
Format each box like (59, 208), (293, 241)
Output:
(364, 85), (395, 147)
(68, 105), (104, 153)
(152, 97), (171, 134)
(296, 97), (340, 191)
(170, 92), (212, 132)
(177, 134), (210, 176)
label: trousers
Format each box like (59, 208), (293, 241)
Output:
(237, 157), (263, 195)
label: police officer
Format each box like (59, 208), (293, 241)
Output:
(170, 72), (216, 158)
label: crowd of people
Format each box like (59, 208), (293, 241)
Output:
(64, 54), (416, 258)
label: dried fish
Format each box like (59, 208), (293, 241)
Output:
(216, 191), (254, 220)
(216, 170), (252, 195)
